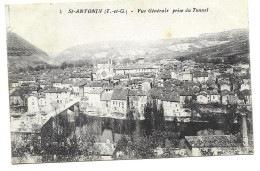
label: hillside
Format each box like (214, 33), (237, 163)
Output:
(54, 28), (250, 64)
(7, 32), (54, 70)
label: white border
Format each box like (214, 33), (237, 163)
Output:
(0, 0), (259, 170)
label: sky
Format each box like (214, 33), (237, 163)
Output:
(5, 0), (249, 56)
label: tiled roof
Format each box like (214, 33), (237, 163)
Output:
(103, 83), (114, 90)
(149, 87), (164, 99)
(113, 74), (129, 80)
(90, 81), (103, 87)
(209, 90), (219, 95)
(10, 87), (31, 96)
(128, 89), (146, 96)
(198, 91), (209, 97)
(100, 91), (113, 101)
(160, 92), (180, 102)
(221, 90), (235, 96)
(185, 135), (238, 148)
(51, 79), (63, 83)
(44, 87), (69, 93)
(193, 72), (208, 78)
(88, 89), (103, 94)
(179, 90), (193, 96)
(111, 89), (128, 100)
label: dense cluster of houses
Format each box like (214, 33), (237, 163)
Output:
(9, 57), (251, 124)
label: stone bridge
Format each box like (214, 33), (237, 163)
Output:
(42, 98), (81, 126)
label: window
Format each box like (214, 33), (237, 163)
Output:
(32, 102), (34, 105)
(213, 96), (215, 99)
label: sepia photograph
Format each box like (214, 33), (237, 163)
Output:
(5, 0), (254, 165)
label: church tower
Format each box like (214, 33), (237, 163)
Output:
(108, 56), (113, 78)
(108, 56), (113, 65)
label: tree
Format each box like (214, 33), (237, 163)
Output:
(126, 109), (136, 137)
(143, 101), (165, 136)
(143, 102), (154, 136)
(154, 103), (165, 131)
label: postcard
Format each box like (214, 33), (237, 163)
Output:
(6, 0), (253, 164)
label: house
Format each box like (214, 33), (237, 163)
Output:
(240, 82), (250, 91)
(79, 73), (92, 82)
(10, 87), (31, 112)
(18, 77), (35, 86)
(100, 90), (113, 117)
(39, 82), (52, 89)
(71, 83), (80, 96)
(220, 83), (231, 91)
(52, 79), (63, 89)
(85, 89), (104, 116)
(27, 95), (40, 114)
(9, 80), (19, 89)
(176, 108), (192, 122)
(128, 90), (147, 119)
(141, 81), (151, 93)
(171, 71), (178, 79)
(61, 79), (72, 90)
(197, 91), (209, 104)
(160, 92), (181, 120)
(38, 94), (47, 113)
(225, 67), (234, 74)
(209, 90), (221, 103)
(114, 65), (159, 76)
(103, 83), (114, 92)
(113, 74), (129, 83)
(193, 72), (209, 83)
(111, 89), (129, 119)
(221, 90), (237, 105)
(44, 87), (71, 112)
(83, 81), (103, 97)
(179, 90), (193, 104)
(181, 71), (193, 82)
(240, 90), (252, 105)
(185, 135), (239, 157)
(160, 73), (172, 81)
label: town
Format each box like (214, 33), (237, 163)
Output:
(9, 52), (253, 163)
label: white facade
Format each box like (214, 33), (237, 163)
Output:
(210, 94), (221, 103)
(162, 101), (181, 119)
(27, 96), (40, 114)
(111, 100), (127, 119)
(45, 91), (70, 111)
(197, 95), (209, 104)
(240, 83), (250, 91)
(220, 84), (231, 91)
(53, 83), (63, 89)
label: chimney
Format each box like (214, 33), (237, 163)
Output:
(241, 113), (249, 147)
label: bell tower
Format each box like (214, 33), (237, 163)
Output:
(108, 57), (113, 65)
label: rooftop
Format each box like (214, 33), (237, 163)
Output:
(185, 135), (239, 148)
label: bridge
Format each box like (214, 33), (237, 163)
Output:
(41, 97), (81, 126)
(10, 98), (81, 135)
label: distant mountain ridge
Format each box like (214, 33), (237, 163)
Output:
(7, 32), (54, 70)
(54, 29), (249, 64)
